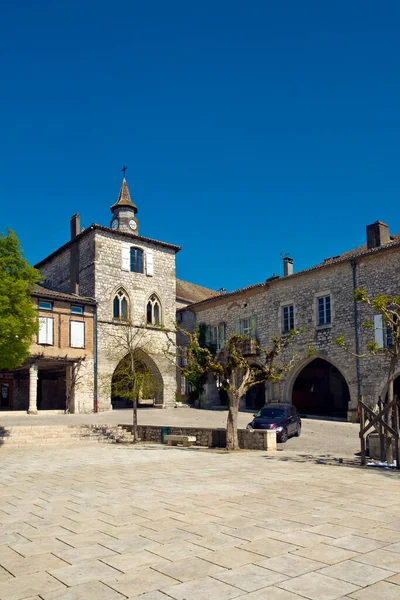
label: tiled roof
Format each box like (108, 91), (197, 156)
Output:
(186, 234), (400, 310)
(176, 279), (220, 304)
(35, 224), (181, 268)
(32, 284), (96, 304)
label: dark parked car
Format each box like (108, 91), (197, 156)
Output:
(247, 404), (301, 443)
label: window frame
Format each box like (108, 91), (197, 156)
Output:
(316, 294), (332, 327)
(113, 289), (129, 321)
(38, 300), (53, 311)
(281, 303), (295, 334)
(130, 247), (144, 274)
(146, 294), (162, 326)
(71, 305), (84, 315)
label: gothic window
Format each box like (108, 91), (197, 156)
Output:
(113, 289), (129, 320)
(130, 247), (144, 273)
(146, 294), (162, 326)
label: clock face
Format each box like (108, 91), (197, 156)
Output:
(129, 219), (137, 231)
(111, 219), (118, 230)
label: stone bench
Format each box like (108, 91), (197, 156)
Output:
(165, 435), (197, 447)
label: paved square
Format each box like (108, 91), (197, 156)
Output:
(0, 444), (400, 599)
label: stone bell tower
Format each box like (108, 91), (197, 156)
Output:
(110, 177), (139, 235)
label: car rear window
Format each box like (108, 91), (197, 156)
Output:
(257, 408), (287, 419)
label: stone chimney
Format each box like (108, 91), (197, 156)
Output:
(366, 221), (390, 250)
(283, 257), (294, 277)
(70, 214), (80, 294)
(70, 214), (80, 240)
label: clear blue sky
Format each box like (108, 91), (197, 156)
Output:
(1, 1), (400, 292)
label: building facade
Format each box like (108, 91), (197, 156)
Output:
(35, 179), (183, 411)
(178, 221), (400, 421)
(0, 285), (95, 413)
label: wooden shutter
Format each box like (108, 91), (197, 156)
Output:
(235, 319), (241, 334)
(205, 325), (211, 346)
(250, 315), (257, 339)
(374, 314), (384, 348)
(38, 317), (53, 345)
(146, 250), (154, 276)
(121, 243), (130, 271)
(70, 321), (85, 348)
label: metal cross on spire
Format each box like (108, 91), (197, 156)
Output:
(121, 165), (127, 177)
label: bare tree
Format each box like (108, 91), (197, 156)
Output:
(336, 289), (400, 463)
(102, 320), (162, 442)
(166, 325), (308, 450)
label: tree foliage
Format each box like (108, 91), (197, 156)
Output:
(0, 230), (40, 370)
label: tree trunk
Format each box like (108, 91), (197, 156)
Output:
(130, 353), (139, 443)
(226, 388), (240, 451)
(385, 356), (396, 464)
(132, 394), (139, 443)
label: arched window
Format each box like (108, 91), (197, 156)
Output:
(146, 294), (161, 325)
(113, 289), (129, 320)
(130, 247), (144, 273)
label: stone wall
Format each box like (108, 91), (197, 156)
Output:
(122, 424), (272, 450)
(94, 229), (178, 410)
(188, 243), (400, 420)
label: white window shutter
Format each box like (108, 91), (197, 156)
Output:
(38, 317), (47, 344)
(121, 243), (130, 271)
(146, 250), (154, 276)
(70, 321), (85, 348)
(38, 317), (53, 344)
(374, 314), (384, 348)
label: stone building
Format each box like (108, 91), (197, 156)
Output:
(0, 285), (95, 413)
(34, 178), (216, 412)
(178, 221), (400, 421)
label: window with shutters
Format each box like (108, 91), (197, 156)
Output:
(113, 289), (129, 320)
(237, 316), (257, 338)
(70, 321), (85, 348)
(282, 304), (295, 333)
(146, 294), (162, 325)
(317, 295), (331, 326)
(38, 317), (53, 345)
(217, 322), (226, 351)
(375, 314), (398, 348)
(130, 247), (144, 273)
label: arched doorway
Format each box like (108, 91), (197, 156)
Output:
(111, 350), (163, 409)
(292, 358), (350, 418)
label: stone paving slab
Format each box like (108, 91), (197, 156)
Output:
(0, 445), (400, 599)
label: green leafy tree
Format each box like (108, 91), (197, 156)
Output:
(336, 289), (400, 463)
(0, 230), (40, 369)
(168, 326), (308, 450)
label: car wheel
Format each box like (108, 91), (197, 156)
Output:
(278, 428), (288, 443)
(295, 424), (301, 437)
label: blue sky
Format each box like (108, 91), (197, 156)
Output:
(1, 1), (400, 292)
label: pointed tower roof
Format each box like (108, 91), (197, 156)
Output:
(110, 178), (138, 213)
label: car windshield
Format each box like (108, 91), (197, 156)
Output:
(256, 408), (287, 419)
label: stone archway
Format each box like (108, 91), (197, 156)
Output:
(291, 358), (350, 418)
(111, 349), (164, 409)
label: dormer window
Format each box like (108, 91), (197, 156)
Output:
(147, 294), (161, 325)
(113, 289), (129, 320)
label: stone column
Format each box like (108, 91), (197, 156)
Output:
(28, 364), (38, 414)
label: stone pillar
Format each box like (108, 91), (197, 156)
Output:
(28, 365), (38, 414)
(263, 430), (277, 451)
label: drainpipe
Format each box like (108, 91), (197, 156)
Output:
(351, 260), (362, 406)
(93, 307), (98, 412)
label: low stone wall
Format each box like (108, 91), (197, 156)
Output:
(121, 424), (273, 450)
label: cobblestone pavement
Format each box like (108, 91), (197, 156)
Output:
(0, 409), (360, 459)
(1, 445), (400, 599)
